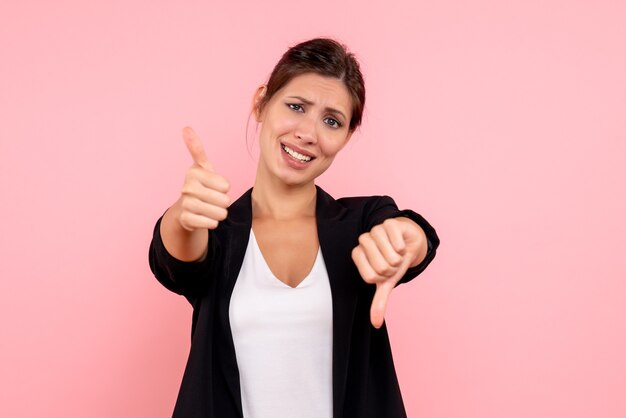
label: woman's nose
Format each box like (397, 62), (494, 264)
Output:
(295, 115), (317, 144)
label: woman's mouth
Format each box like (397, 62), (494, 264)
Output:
(281, 144), (314, 162)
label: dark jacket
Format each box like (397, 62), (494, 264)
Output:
(149, 186), (439, 418)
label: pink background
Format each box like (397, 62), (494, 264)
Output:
(1, 1), (625, 417)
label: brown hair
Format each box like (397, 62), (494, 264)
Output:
(257, 38), (366, 132)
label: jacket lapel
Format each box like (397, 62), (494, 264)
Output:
(315, 186), (359, 418)
(218, 188), (253, 417)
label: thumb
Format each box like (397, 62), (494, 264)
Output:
(183, 126), (213, 171)
(370, 280), (395, 329)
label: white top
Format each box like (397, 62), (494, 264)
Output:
(229, 230), (333, 418)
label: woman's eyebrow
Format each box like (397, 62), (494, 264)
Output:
(286, 95), (348, 121)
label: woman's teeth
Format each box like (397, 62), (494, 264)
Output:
(282, 144), (312, 162)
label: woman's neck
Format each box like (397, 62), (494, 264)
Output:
(251, 177), (317, 221)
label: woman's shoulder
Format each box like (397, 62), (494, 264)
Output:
(317, 187), (404, 228)
(315, 186), (400, 223)
(335, 194), (396, 207)
(317, 185), (396, 209)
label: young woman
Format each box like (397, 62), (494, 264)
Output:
(149, 38), (440, 418)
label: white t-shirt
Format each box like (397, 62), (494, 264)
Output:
(229, 230), (333, 418)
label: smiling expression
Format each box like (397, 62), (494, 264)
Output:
(254, 73), (354, 188)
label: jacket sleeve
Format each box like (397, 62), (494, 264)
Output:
(148, 215), (215, 297)
(363, 195), (440, 285)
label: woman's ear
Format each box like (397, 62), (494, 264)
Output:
(252, 85), (267, 122)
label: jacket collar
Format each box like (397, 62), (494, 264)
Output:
(226, 184), (348, 226)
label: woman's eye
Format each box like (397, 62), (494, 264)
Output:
(287, 103), (304, 112)
(324, 117), (342, 129)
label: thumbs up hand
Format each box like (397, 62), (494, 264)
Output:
(351, 218), (428, 329)
(177, 127), (231, 231)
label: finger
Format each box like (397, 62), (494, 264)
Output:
(383, 219), (407, 254)
(357, 233), (397, 278)
(351, 246), (380, 284)
(197, 171), (230, 194)
(370, 225), (403, 267)
(181, 197), (229, 221)
(185, 166), (230, 194)
(183, 126), (213, 171)
(182, 185), (230, 208)
(179, 211), (220, 231)
(370, 280), (395, 329)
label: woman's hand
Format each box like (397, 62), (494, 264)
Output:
(351, 217), (428, 329)
(160, 127), (230, 262)
(176, 127), (231, 231)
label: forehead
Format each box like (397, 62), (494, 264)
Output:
(277, 73), (352, 114)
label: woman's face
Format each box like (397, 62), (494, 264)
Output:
(254, 72), (353, 188)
